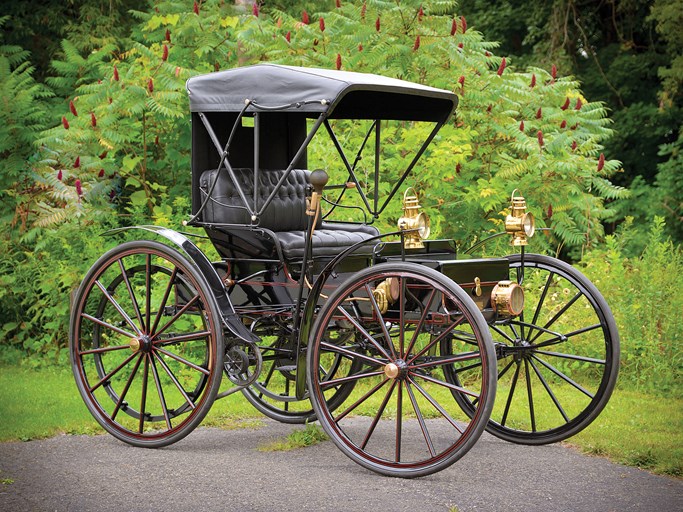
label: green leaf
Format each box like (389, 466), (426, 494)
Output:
(129, 190), (148, 206)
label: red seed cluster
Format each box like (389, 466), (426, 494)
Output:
(69, 100), (78, 117)
(302, 10), (309, 24)
(597, 153), (605, 171)
(413, 35), (421, 51)
(497, 57), (506, 76)
(336, 53), (342, 70)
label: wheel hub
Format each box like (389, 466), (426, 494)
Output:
(384, 359), (408, 380)
(130, 335), (152, 353)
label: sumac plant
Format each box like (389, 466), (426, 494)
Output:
(32, 0), (626, 250)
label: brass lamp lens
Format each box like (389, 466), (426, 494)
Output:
(523, 213), (535, 237)
(509, 284), (524, 316)
(417, 212), (430, 239)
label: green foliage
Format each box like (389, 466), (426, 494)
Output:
(580, 217), (683, 395)
(257, 422), (328, 451)
(0, 17), (54, 226)
(0, 0), (666, 370)
(0, 217), (121, 362)
(460, 0), (683, 246)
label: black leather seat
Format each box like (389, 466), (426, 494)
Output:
(199, 168), (379, 260)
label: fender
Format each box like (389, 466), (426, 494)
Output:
(103, 225), (259, 344)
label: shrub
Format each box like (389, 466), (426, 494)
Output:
(580, 217), (683, 395)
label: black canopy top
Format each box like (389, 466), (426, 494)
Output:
(186, 64), (458, 122)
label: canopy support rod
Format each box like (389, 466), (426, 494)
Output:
(324, 120), (374, 216)
(256, 113), (328, 219)
(322, 120), (376, 220)
(378, 120), (445, 215)
(197, 110), (254, 219)
(253, 112), (260, 214)
(374, 120), (381, 214)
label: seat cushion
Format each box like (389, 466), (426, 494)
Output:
(276, 222), (380, 259)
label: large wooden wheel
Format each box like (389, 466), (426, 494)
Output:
(445, 254), (619, 444)
(307, 263), (497, 478)
(70, 240), (223, 447)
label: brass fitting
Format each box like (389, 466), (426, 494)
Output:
(372, 278), (399, 314)
(398, 188), (430, 249)
(505, 189), (535, 246)
(491, 280), (525, 317)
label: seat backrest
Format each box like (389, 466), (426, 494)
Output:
(199, 168), (314, 231)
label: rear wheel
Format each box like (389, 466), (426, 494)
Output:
(242, 331), (360, 424)
(70, 240), (223, 447)
(445, 253), (619, 444)
(307, 263), (496, 478)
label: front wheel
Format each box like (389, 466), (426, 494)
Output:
(70, 240), (223, 447)
(307, 262), (497, 478)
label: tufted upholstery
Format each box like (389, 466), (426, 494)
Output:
(200, 168), (315, 232)
(200, 168), (379, 260)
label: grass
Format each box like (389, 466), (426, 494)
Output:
(565, 387), (683, 477)
(0, 366), (680, 477)
(257, 423), (329, 452)
(0, 365), (263, 442)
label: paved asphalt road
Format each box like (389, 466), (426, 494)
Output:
(1, 419), (681, 512)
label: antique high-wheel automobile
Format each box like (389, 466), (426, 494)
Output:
(70, 64), (619, 478)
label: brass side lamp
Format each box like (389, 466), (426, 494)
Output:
(505, 189), (535, 246)
(398, 188), (430, 249)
